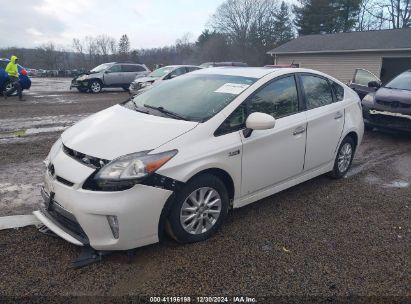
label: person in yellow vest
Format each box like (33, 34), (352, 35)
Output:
(5, 55), (25, 101)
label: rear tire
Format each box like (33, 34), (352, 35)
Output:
(328, 136), (355, 179)
(89, 80), (102, 93)
(166, 174), (229, 243)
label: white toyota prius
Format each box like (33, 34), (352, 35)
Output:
(34, 67), (364, 251)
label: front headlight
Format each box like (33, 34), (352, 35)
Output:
(94, 150), (177, 186)
(77, 75), (87, 81)
(362, 94), (375, 104)
(140, 82), (151, 88)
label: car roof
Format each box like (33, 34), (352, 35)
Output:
(163, 65), (200, 69)
(191, 67), (335, 80)
(191, 67), (280, 78)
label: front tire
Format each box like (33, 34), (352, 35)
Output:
(4, 81), (16, 96)
(89, 80), (102, 93)
(166, 174), (229, 243)
(329, 136), (355, 179)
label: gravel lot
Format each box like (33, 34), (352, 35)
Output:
(0, 78), (410, 300)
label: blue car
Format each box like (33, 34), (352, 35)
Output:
(0, 58), (32, 95)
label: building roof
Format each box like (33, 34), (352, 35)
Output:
(193, 67), (278, 78)
(268, 28), (411, 55)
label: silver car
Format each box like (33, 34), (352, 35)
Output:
(70, 62), (150, 93)
(129, 65), (202, 96)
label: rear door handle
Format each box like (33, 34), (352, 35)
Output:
(334, 112), (343, 120)
(293, 126), (306, 136)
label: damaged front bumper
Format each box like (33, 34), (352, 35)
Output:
(70, 79), (89, 90)
(362, 106), (411, 131)
(34, 145), (173, 251)
(33, 187), (88, 246)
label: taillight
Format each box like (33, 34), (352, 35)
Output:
(20, 69), (28, 76)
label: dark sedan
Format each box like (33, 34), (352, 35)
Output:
(361, 70), (411, 131)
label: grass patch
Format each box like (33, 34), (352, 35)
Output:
(13, 129), (26, 137)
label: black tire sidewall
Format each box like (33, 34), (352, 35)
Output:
(89, 80), (102, 93)
(167, 174), (229, 243)
(332, 137), (355, 178)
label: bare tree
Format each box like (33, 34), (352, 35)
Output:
(384, 0), (411, 28)
(210, 0), (281, 65)
(359, 0), (411, 29)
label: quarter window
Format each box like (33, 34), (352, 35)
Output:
(300, 75), (333, 110)
(247, 76), (299, 118)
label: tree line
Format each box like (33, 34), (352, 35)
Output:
(0, 0), (409, 71)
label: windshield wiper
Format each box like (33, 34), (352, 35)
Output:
(143, 104), (190, 121)
(131, 99), (149, 114)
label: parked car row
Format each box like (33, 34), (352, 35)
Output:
(129, 65), (202, 95)
(26, 69), (83, 78)
(71, 62), (249, 94)
(70, 62), (150, 93)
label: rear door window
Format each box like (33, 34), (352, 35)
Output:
(300, 75), (334, 110)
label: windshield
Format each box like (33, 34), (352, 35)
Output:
(385, 72), (411, 91)
(149, 66), (174, 78)
(124, 74), (257, 121)
(90, 63), (112, 73)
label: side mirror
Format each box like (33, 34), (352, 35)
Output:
(368, 81), (381, 88)
(246, 112), (276, 130)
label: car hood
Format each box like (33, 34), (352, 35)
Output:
(375, 87), (411, 103)
(61, 104), (198, 160)
(133, 76), (159, 83)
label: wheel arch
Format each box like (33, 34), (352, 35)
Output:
(88, 78), (103, 85)
(157, 167), (235, 241)
(345, 131), (358, 149)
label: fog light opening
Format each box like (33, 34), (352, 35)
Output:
(107, 215), (119, 239)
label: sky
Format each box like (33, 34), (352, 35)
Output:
(0, 0), (228, 50)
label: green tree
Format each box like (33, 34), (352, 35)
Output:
(118, 34), (130, 60)
(272, 2), (295, 46)
(294, 0), (362, 35)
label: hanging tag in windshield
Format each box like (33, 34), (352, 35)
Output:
(214, 83), (250, 95)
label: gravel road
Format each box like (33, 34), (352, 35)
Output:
(0, 78), (410, 300)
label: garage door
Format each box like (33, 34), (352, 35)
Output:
(381, 57), (411, 84)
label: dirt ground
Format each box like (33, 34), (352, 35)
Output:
(0, 78), (410, 301)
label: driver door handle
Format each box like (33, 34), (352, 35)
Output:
(293, 126), (306, 136)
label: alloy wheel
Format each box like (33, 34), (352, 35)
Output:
(180, 187), (222, 235)
(337, 143), (353, 173)
(90, 81), (101, 93)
